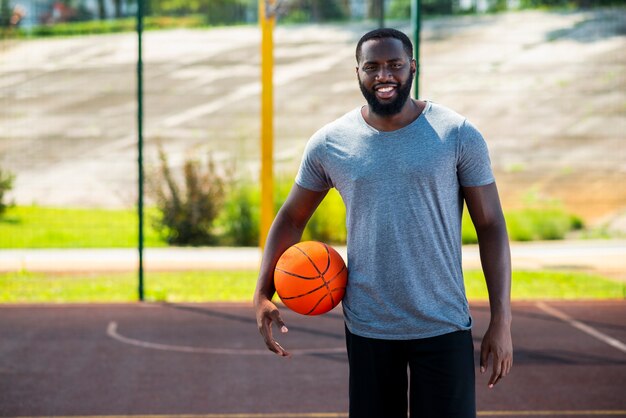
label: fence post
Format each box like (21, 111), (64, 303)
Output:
(412, 0), (421, 100)
(137, 0), (145, 301)
(259, 0), (275, 249)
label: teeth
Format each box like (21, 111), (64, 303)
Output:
(377, 86), (394, 93)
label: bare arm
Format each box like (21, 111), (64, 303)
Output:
(254, 183), (328, 357)
(463, 182), (513, 388)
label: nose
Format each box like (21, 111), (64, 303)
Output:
(375, 67), (394, 82)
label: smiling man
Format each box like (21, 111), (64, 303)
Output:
(254, 28), (513, 418)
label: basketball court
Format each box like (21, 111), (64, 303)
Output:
(1, 300), (624, 417)
(1, 7), (625, 418)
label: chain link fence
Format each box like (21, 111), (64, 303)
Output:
(1, 0), (624, 252)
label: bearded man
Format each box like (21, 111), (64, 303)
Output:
(254, 28), (513, 418)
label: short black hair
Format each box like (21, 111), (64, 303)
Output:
(356, 28), (414, 64)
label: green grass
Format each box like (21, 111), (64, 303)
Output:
(465, 270), (625, 300)
(0, 202), (589, 249)
(1, 15), (220, 39)
(0, 270), (257, 303)
(0, 270), (622, 303)
(0, 206), (165, 248)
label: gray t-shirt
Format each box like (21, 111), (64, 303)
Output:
(295, 101), (494, 339)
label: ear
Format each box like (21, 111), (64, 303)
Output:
(410, 58), (417, 73)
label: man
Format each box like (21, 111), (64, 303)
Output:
(254, 28), (512, 417)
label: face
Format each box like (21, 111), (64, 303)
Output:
(357, 38), (415, 116)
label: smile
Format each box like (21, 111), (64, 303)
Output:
(374, 84), (398, 99)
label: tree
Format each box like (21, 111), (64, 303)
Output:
(97, 0), (107, 19)
(0, 0), (11, 27)
(0, 168), (15, 216)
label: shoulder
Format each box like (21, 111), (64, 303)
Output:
(426, 101), (486, 140)
(420, 101), (470, 143)
(424, 101), (467, 128)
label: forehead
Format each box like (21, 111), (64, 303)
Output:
(359, 37), (407, 63)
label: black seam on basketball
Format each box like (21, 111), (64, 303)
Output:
(280, 244), (345, 313)
(306, 292), (330, 315)
(321, 243), (331, 276)
(274, 268), (320, 280)
(279, 282), (327, 299)
(293, 244), (324, 277)
(328, 264), (346, 281)
(325, 275), (344, 287)
(326, 264), (346, 306)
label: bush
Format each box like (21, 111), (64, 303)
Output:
(0, 168), (15, 216)
(217, 181), (584, 246)
(272, 179), (348, 245)
(462, 211), (479, 244)
(302, 188), (347, 244)
(281, 0), (347, 23)
(150, 149), (227, 246)
(216, 179), (348, 246)
(186, 173), (584, 247)
(507, 208), (582, 241)
(462, 206), (583, 243)
(217, 182), (260, 246)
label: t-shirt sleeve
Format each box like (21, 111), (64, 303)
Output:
(295, 130), (333, 192)
(457, 119), (495, 187)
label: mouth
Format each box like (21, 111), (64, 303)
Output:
(374, 84), (398, 100)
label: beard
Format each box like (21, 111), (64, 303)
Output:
(359, 72), (414, 117)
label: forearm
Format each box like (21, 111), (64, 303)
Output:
(254, 211), (307, 305)
(476, 218), (512, 324)
(253, 184), (327, 310)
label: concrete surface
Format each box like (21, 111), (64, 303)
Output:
(1, 301), (625, 416)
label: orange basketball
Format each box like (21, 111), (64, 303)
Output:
(274, 241), (348, 316)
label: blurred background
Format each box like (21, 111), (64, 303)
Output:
(0, 0), (624, 301)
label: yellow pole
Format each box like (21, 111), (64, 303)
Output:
(260, 0), (275, 249)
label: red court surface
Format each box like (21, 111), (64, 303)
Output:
(0, 301), (624, 417)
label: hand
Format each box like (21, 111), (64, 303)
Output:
(480, 320), (513, 388)
(255, 296), (290, 357)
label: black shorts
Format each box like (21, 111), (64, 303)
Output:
(345, 326), (476, 418)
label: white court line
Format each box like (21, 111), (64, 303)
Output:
(106, 322), (345, 356)
(12, 410), (626, 417)
(535, 302), (626, 354)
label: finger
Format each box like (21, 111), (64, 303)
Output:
(505, 356), (513, 376)
(273, 340), (291, 357)
(480, 344), (490, 373)
(270, 309), (288, 333)
(499, 353), (512, 377)
(260, 317), (290, 357)
(263, 332), (290, 357)
(488, 356), (502, 388)
(262, 332), (289, 356)
(260, 321), (278, 353)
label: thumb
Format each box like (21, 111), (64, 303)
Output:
(271, 309), (288, 333)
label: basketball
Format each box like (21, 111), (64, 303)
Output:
(274, 241), (348, 316)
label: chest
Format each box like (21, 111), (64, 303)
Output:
(328, 134), (458, 193)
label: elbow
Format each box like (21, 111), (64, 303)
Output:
(276, 206), (308, 232)
(474, 213), (508, 238)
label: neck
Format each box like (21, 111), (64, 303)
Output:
(363, 99), (426, 132)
